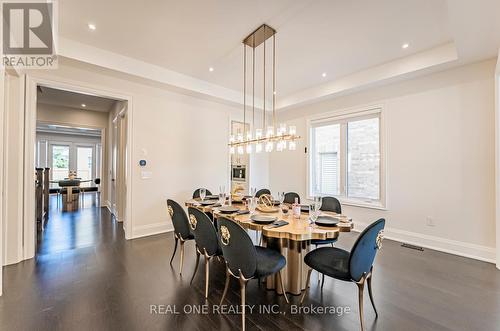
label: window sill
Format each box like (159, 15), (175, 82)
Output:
(306, 196), (387, 211)
(338, 199), (387, 211)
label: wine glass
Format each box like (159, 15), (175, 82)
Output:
(200, 188), (206, 202)
(248, 197), (257, 215)
(314, 196), (322, 213)
(309, 204), (318, 224)
(250, 187), (256, 198)
(277, 192), (285, 209)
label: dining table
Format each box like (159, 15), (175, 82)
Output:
(50, 179), (93, 211)
(185, 198), (353, 295)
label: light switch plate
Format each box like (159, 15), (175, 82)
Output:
(141, 171), (152, 179)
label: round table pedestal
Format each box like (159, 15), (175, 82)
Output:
(263, 237), (311, 296)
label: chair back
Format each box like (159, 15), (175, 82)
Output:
(188, 207), (220, 256)
(59, 179), (80, 187)
(284, 192), (300, 204)
(192, 188), (213, 199)
(217, 217), (257, 279)
(255, 189), (271, 198)
(166, 199), (192, 240)
(319, 196), (342, 213)
(348, 218), (385, 281)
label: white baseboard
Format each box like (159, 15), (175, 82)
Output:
(131, 221), (173, 239)
(352, 222), (496, 264)
(104, 200), (112, 212)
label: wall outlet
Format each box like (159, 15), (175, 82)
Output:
(426, 217), (436, 227)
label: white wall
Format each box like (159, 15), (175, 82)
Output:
(37, 103), (109, 128)
(2, 74), (24, 265)
(495, 50), (500, 269)
(270, 59), (497, 263)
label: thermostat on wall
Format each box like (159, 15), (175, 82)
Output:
(139, 160), (147, 167)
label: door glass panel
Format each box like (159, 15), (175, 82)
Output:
(51, 145), (69, 181)
(77, 147), (93, 186)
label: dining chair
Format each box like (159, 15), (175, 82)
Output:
(81, 178), (101, 207)
(319, 196), (342, 213)
(283, 192), (300, 204)
(166, 199), (195, 275)
(300, 218), (386, 331)
(187, 207), (223, 298)
(49, 187), (61, 209)
(255, 188), (271, 198)
(218, 217), (289, 331)
(311, 196), (342, 288)
(192, 188), (213, 199)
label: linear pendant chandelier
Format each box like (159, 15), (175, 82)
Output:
(229, 24), (300, 155)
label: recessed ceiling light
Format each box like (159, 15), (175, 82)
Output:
(81, 103), (86, 108)
(88, 23), (96, 31)
(322, 72), (327, 78)
(402, 43), (409, 49)
(209, 67), (214, 72)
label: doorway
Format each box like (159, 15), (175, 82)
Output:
(17, 77), (133, 260)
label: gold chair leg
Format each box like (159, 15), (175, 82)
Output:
(169, 236), (178, 265)
(204, 255), (211, 298)
(220, 265), (231, 305)
(300, 268), (313, 304)
(190, 250), (200, 284)
(367, 273), (378, 317)
(356, 279), (366, 331)
(278, 270), (289, 303)
(239, 276), (248, 331)
(179, 240), (185, 275)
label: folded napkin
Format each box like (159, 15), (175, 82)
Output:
(265, 220), (289, 229)
(236, 210), (250, 215)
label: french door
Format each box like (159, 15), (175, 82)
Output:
(48, 142), (96, 186)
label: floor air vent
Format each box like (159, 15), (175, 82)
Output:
(401, 243), (424, 251)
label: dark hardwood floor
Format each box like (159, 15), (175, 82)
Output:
(1, 196), (499, 331)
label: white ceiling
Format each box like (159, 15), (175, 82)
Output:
(57, 0), (500, 108)
(37, 86), (117, 112)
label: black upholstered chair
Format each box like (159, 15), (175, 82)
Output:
(283, 192), (300, 204)
(311, 196), (342, 287)
(192, 188), (213, 199)
(255, 188), (271, 198)
(218, 217), (289, 330)
(166, 199), (195, 274)
(301, 218), (386, 331)
(319, 196), (342, 213)
(187, 207), (223, 298)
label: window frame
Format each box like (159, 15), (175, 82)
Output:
(307, 105), (387, 210)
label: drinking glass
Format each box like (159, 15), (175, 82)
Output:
(248, 197), (257, 215)
(277, 192), (285, 209)
(218, 192), (225, 206)
(309, 204), (318, 224)
(250, 187), (256, 198)
(200, 188), (206, 201)
(314, 196), (322, 213)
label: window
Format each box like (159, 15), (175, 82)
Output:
(308, 108), (384, 208)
